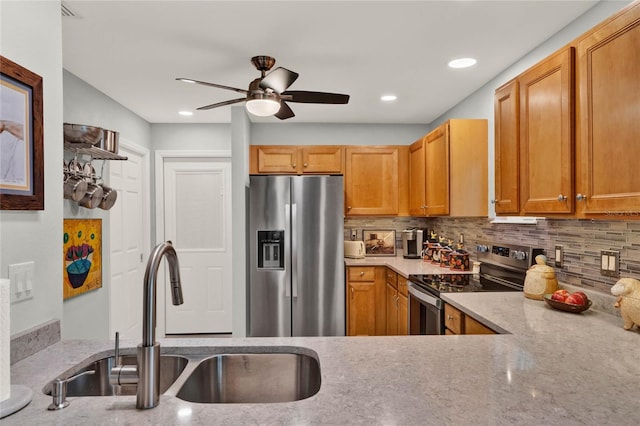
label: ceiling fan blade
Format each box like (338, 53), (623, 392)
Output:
(197, 98), (246, 111)
(259, 67), (299, 94)
(176, 78), (248, 94)
(274, 101), (295, 120)
(282, 91), (350, 104)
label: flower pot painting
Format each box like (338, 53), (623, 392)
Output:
(63, 219), (102, 299)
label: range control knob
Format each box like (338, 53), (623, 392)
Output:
(512, 251), (527, 261)
(476, 245), (489, 253)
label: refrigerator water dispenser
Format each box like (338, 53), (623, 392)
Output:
(257, 230), (284, 269)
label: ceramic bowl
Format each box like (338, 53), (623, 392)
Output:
(543, 294), (592, 313)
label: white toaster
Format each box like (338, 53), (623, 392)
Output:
(344, 240), (366, 259)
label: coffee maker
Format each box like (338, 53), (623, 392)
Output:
(402, 228), (425, 259)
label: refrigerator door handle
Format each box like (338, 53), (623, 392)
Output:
(285, 203), (291, 298)
(291, 203), (298, 298)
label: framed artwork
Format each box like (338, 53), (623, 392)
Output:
(363, 229), (396, 256)
(0, 55), (44, 210)
(63, 219), (102, 300)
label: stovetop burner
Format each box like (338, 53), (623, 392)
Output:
(409, 273), (519, 296)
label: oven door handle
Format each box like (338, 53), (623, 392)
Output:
(408, 283), (442, 309)
(480, 273), (522, 290)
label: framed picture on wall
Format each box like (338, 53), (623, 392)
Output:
(63, 219), (102, 300)
(0, 56), (44, 210)
(363, 229), (396, 256)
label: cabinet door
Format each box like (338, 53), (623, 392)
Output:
(385, 283), (398, 336)
(577, 5), (640, 216)
(519, 48), (574, 214)
(397, 293), (408, 336)
(425, 124), (450, 216)
(408, 138), (426, 216)
(300, 146), (343, 174)
(444, 303), (463, 335)
(494, 79), (520, 214)
(345, 147), (399, 215)
(347, 282), (376, 336)
(254, 146), (298, 174)
(464, 315), (496, 335)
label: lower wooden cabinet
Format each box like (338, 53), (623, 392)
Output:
(346, 266), (385, 336)
(347, 266), (407, 336)
(444, 303), (496, 335)
(385, 268), (409, 336)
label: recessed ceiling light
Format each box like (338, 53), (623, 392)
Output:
(178, 111), (193, 116)
(381, 95), (397, 102)
(448, 58), (477, 69)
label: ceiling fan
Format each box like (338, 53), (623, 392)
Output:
(177, 55), (350, 120)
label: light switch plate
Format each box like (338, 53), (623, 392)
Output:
(554, 245), (563, 268)
(9, 261), (35, 303)
(600, 250), (619, 277)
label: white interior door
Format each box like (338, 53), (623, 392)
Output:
(163, 158), (232, 334)
(109, 143), (149, 339)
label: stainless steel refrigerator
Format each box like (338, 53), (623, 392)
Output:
(248, 175), (345, 337)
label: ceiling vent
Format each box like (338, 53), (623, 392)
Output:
(61, 2), (78, 17)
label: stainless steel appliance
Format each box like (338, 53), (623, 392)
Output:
(408, 242), (544, 335)
(248, 175), (345, 337)
(402, 228), (424, 259)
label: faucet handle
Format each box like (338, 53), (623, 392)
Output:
(48, 370), (95, 410)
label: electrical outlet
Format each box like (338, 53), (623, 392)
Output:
(554, 245), (563, 268)
(350, 229), (358, 241)
(600, 250), (619, 277)
(9, 261), (35, 303)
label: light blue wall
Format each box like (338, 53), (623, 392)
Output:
(0, 1), (64, 335)
(62, 70), (152, 339)
(251, 123), (429, 146)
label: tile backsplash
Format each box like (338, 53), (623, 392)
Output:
(345, 217), (640, 295)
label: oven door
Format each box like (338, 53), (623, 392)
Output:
(408, 283), (443, 335)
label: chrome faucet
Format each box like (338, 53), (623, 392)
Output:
(110, 241), (184, 409)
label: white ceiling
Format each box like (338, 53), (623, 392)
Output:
(62, 0), (598, 124)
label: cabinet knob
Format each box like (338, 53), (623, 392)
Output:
(360, 271), (364, 276)
(292, 163), (296, 168)
(490, 199), (499, 204)
(303, 163), (308, 167)
(447, 315), (453, 320)
(576, 193), (588, 201)
(557, 194), (567, 202)
(347, 206), (352, 210)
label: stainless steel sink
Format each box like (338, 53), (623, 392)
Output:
(175, 352), (321, 403)
(45, 354), (188, 397)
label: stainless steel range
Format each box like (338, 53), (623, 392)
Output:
(407, 242), (545, 335)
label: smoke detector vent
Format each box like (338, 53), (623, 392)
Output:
(61, 2), (78, 17)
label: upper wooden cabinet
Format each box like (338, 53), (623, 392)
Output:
(493, 79), (520, 214)
(576, 3), (640, 217)
(250, 145), (343, 174)
(494, 2), (640, 219)
(408, 119), (488, 217)
(408, 137), (426, 216)
(345, 146), (400, 216)
(519, 47), (575, 215)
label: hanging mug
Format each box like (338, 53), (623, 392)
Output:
(77, 182), (104, 209)
(64, 174), (88, 202)
(98, 185), (117, 210)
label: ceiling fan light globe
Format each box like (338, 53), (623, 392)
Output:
(246, 98), (281, 116)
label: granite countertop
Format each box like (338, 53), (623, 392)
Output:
(5, 293), (640, 425)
